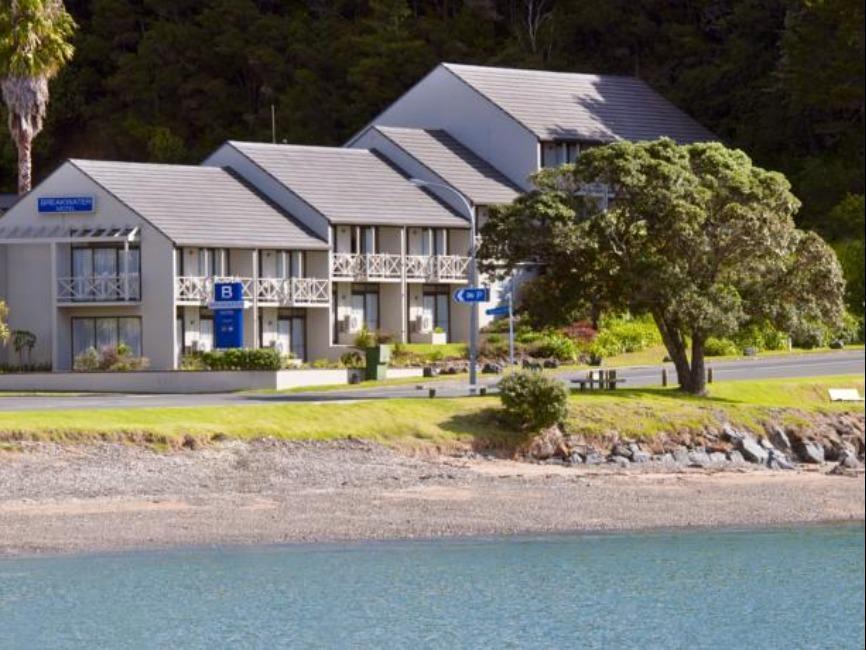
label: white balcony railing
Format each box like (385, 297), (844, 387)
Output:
(175, 276), (254, 303)
(256, 277), (330, 305)
(176, 275), (329, 307)
(405, 255), (470, 282)
(289, 277), (330, 304)
(331, 253), (403, 280)
(57, 274), (141, 302)
(434, 255), (470, 281)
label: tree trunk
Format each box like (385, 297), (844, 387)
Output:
(652, 312), (692, 391)
(16, 133), (32, 195)
(688, 336), (707, 396)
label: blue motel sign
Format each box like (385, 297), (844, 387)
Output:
(211, 282), (245, 349)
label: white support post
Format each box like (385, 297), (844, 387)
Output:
(400, 226), (407, 344)
(251, 249), (259, 349)
(123, 239), (130, 301)
(49, 242), (59, 372)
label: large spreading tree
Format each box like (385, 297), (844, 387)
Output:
(479, 138), (846, 394)
(0, 0), (75, 194)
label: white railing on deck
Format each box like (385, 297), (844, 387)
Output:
(290, 277), (330, 304)
(434, 255), (470, 281)
(57, 274), (140, 302)
(175, 276), (254, 303)
(330, 253), (403, 280)
(177, 275), (329, 306)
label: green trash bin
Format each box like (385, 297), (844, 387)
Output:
(364, 345), (391, 380)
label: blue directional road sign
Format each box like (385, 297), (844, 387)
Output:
(485, 305), (510, 316)
(453, 287), (490, 303)
(212, 281), (245, 349)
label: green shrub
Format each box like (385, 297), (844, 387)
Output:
(200, 348), (282, 371)
(704, 337), (739, 357)
(498, 371), (569, 431)
(732, 322), (789, 352)
(73, 345), (150, 372)
(340, 351), (365, 368)
(529, 332), (579, 361)
(353, 328), (376, 349)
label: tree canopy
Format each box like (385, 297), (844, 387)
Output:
(0, 1), (860, 241)
(479, 139), (846, 394)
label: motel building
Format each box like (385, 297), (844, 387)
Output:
(0, 63), (713, 373)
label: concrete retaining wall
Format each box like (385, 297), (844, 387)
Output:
(0, 367), (424, 394)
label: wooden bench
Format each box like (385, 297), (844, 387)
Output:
(570, 370), (627, 391)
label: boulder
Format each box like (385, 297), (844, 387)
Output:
(526, 425), (566, 461)
(655, 453), (675, 464)
(837, 449), (861, 469)
(768, 426), (792, 453)
(796, 441), (825, 464)
(567, 451), (584, 465)
(584, 452), (605, 465)
(673, 447), (691, 465)
(738, 436), (769, 464)
(722, 424), (746, 443)
(688, 450), (711, 467)
(481, 362), (503, 374)
(759, 438), (775, 450)
(708, 452), (728, 465)
(727, 450), (745, 464)
(542, 358), (560, 369)
(632, 450), (651, 463)
(767, 449), (795, 470)
(609, 456), (630, 468)
(611, 444), (633, 460)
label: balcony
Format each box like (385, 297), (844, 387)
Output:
(175, 275), (329, 307)
(405, 255), (470, 283)
(331, 253), (403, 281)
(256, 277), (330, 306)
(57, 274), (141, 303)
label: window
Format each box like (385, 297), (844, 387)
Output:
(71, 317), (142, 364)
(70, 246), (140, 300)
(269, 310), (306, 360)
(351, 284), (379, 332)
(351, 226), (377, 254)
(261, 250), (305, 279)
(540, 140), (596, 167)
(184, 248), (228, 277)
(422, 285), (450, 336)
(420, 228), (448, 256)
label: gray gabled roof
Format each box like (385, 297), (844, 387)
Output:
(225, 142), (468, 227)
(70, 160), (326, 249)
(442, 63), (716, 143)
(371, 127), (520, 206)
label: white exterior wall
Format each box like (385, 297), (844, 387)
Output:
(347, 66), (540, 191)
(0, 163), (176, 371)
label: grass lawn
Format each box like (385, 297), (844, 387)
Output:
(0, 375), (861, 451)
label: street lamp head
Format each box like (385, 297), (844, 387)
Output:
(408, 178), (426, 187)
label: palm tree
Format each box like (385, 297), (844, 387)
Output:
(0, 0), (75, 195)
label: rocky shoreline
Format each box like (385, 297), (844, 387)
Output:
(507, 412), (865, 476)
(0, 434), (863, 557)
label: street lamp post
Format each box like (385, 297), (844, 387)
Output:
(409, 178), (479, 393)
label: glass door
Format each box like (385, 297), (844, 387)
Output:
(290, 316), (306, 361)
(199, 318), (214, 351)
(276, 318), (291, 355)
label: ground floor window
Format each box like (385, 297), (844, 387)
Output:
(261, 309), (306, 360)
(351, 284), (380, 333)
(421, 285), (450, 338)
(72, 316), (142, 362)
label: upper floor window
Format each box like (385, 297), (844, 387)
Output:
(260, 250), (305, 279)
(178, 248), (229, 277)
(540, 140), (601, 168)
(72, 245), (140, 278)
(420, 228), (448, 256)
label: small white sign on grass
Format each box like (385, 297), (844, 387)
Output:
(828, 388), (864, 402)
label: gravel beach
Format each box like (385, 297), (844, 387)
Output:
(0, 440), (863, 556)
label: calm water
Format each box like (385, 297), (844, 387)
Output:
(0, 525), (863, 649)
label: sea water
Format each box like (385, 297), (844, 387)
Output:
(0, 525), (863, 649)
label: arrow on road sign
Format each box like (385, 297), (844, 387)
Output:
(453, 287), (490, 303)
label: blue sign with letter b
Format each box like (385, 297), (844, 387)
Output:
(213, 281), (244, 349)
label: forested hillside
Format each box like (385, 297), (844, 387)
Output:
(1, 0), (863, 247)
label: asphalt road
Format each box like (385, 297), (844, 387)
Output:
(0, 350), (862, 412)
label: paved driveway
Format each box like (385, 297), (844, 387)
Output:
(0, 350), (862, 412)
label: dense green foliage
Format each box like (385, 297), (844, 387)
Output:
(480, 139), (847, 394)
(198, 347), (282, 371)
(73, 343), (149, 371)
(497, 370), (568, 431)
(0, 1), (860, 241)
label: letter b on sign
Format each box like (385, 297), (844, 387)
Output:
(220, 285), (233, 300)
